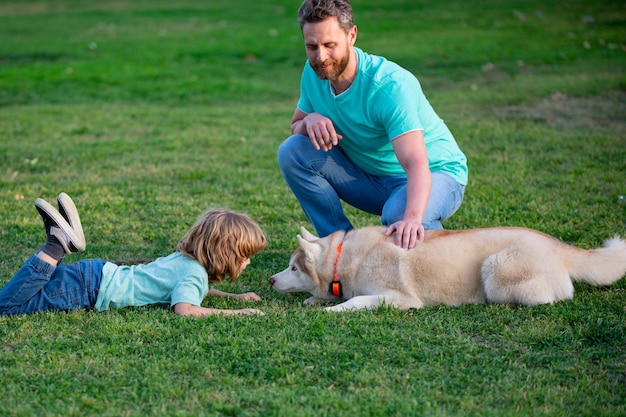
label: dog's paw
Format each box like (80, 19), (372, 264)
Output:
(325, 304), (359, 312)
(303, 296), (322, 306)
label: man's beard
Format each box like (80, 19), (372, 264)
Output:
(311, 52), (350, 81)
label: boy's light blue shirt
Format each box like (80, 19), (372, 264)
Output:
(297, 47), (468, 185)
(95, 252), (210, 311)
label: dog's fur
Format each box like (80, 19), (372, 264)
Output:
(269, 226), (626, 312)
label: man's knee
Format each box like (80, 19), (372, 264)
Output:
(421, 219), (443, 230)
(278, 134), (306, 170)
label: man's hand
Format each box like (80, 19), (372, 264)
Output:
(385, 219), (425, 250)
(303, 113), (343, 151)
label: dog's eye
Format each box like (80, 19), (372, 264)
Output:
(291, 266), (297, 271)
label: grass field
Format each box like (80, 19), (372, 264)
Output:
(0, 0), (625, 416)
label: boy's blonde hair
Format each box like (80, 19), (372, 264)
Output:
(177, 209), (266, 284)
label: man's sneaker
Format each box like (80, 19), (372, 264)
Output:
(57, 192), (85, 247)
(35, 198), (86, 253)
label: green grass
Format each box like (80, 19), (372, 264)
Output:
(0, 0), (625, 416)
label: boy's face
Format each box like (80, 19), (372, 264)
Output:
(239, 258), (251, 274)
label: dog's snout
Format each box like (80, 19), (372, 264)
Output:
(268, 277), (275, 286)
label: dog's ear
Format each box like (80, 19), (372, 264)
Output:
(297, 234), (322, 261)
(299, 226), (318, 242)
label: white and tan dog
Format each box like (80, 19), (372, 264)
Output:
(269, 226), (626, 312)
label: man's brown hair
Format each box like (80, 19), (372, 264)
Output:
(297, 0), (354, 32)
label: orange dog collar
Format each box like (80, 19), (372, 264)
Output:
(330, 241), (343, 297)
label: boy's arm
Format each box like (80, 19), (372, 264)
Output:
(173, 302), (264, 317)
(208, 288), (261, 301)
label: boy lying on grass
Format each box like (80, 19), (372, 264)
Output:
(0, 192), (266, 317)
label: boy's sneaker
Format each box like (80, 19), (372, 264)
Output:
(57, 192), (85, 247)
(35, 198), (86, 254)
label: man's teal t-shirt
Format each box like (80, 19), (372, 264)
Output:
(95, 252), (210, 311)
(297, 47), (468, 185)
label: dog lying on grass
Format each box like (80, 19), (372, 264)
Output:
(269, 226), (626, 312)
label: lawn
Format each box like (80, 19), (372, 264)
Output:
(0, 0), (625, 416)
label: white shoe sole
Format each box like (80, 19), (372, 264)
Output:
(57, 192), (85, 247)
(35, 198), (86, 253)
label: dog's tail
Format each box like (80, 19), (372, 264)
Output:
(568, 236), (626, 286)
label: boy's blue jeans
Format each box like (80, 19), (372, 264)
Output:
(278, 134), (466, 237)
(0, 254), (105, 315)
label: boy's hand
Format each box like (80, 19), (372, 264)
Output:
(236, 292), (261, 301)
(237, 308), (265, 316)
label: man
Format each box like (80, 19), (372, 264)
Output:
(278, 0), (468, 250)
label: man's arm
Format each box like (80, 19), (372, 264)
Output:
(290, 108), (309, 136)
(385, 130), (432, 249)
(290, 108), (343, 152)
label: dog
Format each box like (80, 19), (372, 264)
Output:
(269, 226), (626, 312)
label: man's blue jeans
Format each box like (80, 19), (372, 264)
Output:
(278, 134), (465, 237)
(0, 254), (105, 315)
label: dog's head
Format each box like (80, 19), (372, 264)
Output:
(269, 227), (336, 296)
